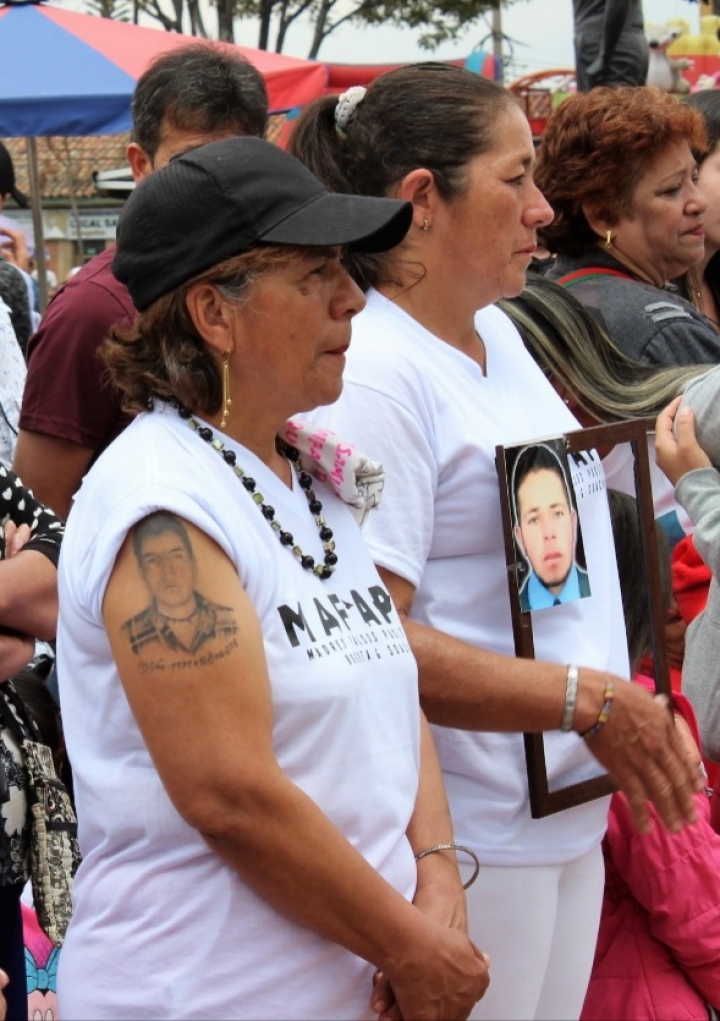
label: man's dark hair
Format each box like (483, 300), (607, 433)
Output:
(132, 512), (194, 567)
(512, 444), (572, 524)
(132, 43), (269, 158)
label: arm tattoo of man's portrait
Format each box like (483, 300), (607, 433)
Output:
(121, 513), (238, 666)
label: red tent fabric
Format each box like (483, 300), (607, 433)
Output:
(35, 5), (329, 110)
(0, 1), (328, 134)
(323, 56), (495, 92)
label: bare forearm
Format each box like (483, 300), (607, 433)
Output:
(407, 713), (465, 905)
(404, 615), (704, 834)
(403, 712), (470, 945)
(377, 566), (605, 735)
(0, 633), (35, 682)
(12, 430), (94, 521)
(198, 769), (487, 1018)
(407, 713), (456, 853)
(0, 551), (58, 640)
(406, 616), (606, 733)
(379, 567), (701, 836)
(193, 769), (452, 977)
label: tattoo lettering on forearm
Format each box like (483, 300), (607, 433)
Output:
(121, 512), (238, 658)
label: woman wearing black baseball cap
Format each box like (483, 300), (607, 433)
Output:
(55, 136), (489, 1020)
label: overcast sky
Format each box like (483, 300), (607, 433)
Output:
(247, 0), (705, 79)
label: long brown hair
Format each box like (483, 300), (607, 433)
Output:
(288, 63), (517, 289)
(499, 276), (707, 421)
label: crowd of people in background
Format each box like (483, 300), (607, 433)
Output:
(2, 31), (720, 1021)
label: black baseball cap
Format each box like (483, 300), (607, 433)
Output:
(0, 143), (29, 209)
(113, 136), (413, 310)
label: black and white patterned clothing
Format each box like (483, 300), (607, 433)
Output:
(0, 462), (64, 566)
(0, 470), (63, 887)
(0, 262), (31, 356)
(0, 682), (30, 889)
(0, 297), (25, 465)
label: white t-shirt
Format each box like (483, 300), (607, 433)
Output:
(0, 298), (25, 465)
(310, 290), (629, 866)
(57, 401), (420, 1020)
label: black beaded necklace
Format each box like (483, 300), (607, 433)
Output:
(176, 403), (338, 580)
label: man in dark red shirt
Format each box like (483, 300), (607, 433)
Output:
(13, 43), (268, 519)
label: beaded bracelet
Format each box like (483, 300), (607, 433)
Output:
(581, 682), (615, 740)
(414, 843), (481, 890)
(561, 665), (579, 732)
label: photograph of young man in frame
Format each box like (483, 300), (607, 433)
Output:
(510, 438), (591, 613)
(496, 418), (671, 818)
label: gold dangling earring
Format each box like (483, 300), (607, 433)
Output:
(604, 229), (613, 249)
(220, 350), (232, 430)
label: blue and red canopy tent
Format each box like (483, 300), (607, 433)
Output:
(0, 1), (328, 135)
(0, 0), (496, 303)
(0, 0), (330, 304)
(0, 1), (497, 137)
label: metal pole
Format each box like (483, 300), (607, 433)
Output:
(25, 136), (48, 313)
(492, 3), (504, 84)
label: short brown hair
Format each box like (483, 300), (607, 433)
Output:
(101, 246), (299, 417)
(131, 43), (269, 158)
(536, 86), (707, 257)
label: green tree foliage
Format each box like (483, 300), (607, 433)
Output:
(219, 0), (509, 56)
(356, 0), (507, 51)
(84, 0), (132, 20)
(81, 0), (509, 57)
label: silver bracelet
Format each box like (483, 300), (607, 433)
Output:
(414, 842), (481, 890)
(561, 664), (579, 732)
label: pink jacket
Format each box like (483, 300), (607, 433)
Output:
(581, 692), (720, 1021)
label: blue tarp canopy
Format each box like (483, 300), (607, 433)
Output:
(0, 2), (327, 136)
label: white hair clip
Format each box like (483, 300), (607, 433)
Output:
(334, 86), (367, 138)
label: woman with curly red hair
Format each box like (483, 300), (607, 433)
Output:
(536, 86), (720, 366)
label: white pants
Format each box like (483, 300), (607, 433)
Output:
(465, 844), (605, 1021)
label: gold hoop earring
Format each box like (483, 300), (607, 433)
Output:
(220, 350), (232, 430)
(421, 217), (430, 232)
(604, 230), (613, 248)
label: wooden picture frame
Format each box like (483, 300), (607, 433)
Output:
(496, 418), (670, 818)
